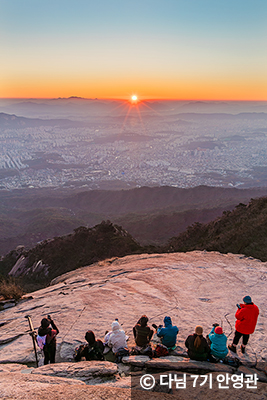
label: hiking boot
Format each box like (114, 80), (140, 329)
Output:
(228, 344), (237, 353)
(241, 345), (246, 354)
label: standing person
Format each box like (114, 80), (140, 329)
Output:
(133, 315), (154, 348)
(185, 325), (210, 361)
(37, 315), (59, 365)
(228, 295), (259, 354)
(208, 325), (228, 360)
(154, 316), (179, 350)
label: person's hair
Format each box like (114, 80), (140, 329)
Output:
(194, 326), (203, 349)
(85, 330), (96, 346)
(41, 318), (50, 329)
(140, 315), (148, 327)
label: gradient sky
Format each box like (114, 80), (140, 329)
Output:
(1, 0), (267, 100)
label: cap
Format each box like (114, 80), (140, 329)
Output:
(243, 295), (252, 304)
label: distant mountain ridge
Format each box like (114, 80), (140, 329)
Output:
(0, 186), (267, 255)
(1, 185), (267, 255)
(165, 196), (267, 261)
(2, 194), (267, 292)
(0, 112), (87, 129)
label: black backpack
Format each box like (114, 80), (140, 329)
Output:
(223, 356), (241, 368)
(115, 347), (129, 363)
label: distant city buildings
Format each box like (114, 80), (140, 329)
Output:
(0, 116), (267, 190)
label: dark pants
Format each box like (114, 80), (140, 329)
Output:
(43, 344), (56, 364)
(233, 330), (249, 346)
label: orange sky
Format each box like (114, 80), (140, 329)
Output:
(1, 1), (267, 101)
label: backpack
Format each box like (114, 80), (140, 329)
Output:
(37, 335), (46, 350)
(74, 344), (87, 361)
(223, 356), (241, 368)
(130, 346), (142, 355)
(115, 347), (129, 363)
(130, 345), (153, 358)
(153, 344), (169, 358)
(140, 345), (153, 358)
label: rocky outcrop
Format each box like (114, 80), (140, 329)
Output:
(31, 361), (118, 384)
(6, 221), (142, 286)
(0, 371), (130, 400)
(8, 256), (49, 279)
(0, 251), (266, 398)
(0, 251), (266, 366)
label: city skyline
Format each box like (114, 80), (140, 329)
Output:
(1, 0), (267, 100)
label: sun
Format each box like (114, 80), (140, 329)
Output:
(131, 95), (138, 102)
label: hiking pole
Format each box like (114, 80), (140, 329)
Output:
(150, 305), (179, 321)
(25, 315), (38, 368)
(224, 313), (233, 338)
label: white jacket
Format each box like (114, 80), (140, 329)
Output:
(108, 321), (127, 353)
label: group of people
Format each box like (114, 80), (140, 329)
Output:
(36, 295), (259, 364)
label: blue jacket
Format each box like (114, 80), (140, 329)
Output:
(208, 327), (228, 359)
(157, 316), (179, 348)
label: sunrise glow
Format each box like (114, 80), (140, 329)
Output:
(0, 1), (266, 100)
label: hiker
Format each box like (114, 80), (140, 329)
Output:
(74, 330), (104, 361)
(37, 315), (59, 365)
(133, 315), (154, 348)
(103, 320), (128, 362)
(153, 316), (179, 350)
(185, 325), (210, 361)
(208, 324), (228, 360)
(228, 295), (259, 354)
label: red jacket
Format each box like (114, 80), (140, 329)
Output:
(235, 303), (259, 334)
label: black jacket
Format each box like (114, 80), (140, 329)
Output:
(185, 334), (209, 361)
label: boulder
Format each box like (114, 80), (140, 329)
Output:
(31, 361), (118, 384)
(238, 365), (267, 383)
(0, 363), (31, 373)
(145, 357), (235, 374)
(0, 372), (130, 400)
(122, 355), (150, 367)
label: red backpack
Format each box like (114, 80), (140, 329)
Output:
(153, 344), (169, 358)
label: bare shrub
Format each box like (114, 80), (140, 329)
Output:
(0, 279), (24, 300)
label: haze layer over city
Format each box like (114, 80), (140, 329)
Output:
(0, 98), (267, 191)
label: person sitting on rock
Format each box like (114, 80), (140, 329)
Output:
(37, 315), (59, 365)
(228, 295), (259, 354)
(154, 316), (179, 350)
(74, 330), (104, 361)
(133, 315), (154, 348)
(185, 325), (209, 361)
(104, 320), (128, 362)
(208, 324), (228, 360)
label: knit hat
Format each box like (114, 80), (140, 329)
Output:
(195, 325), (203, 335)
(243, 295), (252, 304)
(215, 326), (223, 335)
(41, 318), (50, 329)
